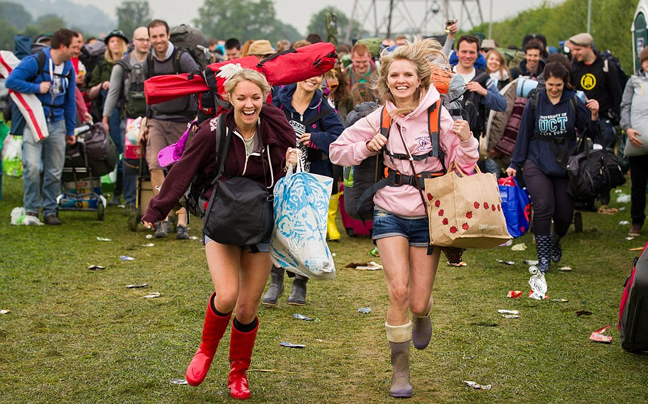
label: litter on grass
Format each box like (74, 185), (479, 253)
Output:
(523, 259), (539, 265)
(141, 243), (155, 247)
(529, 270), (547, 300)
(119, 256), (135, 261)
(558, 266), (572, 272)
(501, 314), (519, 319)
(87, 265), (105, 270)
(345, 261), (383, 270)
(498, 309), (519, 315)
(507, 290), (522, 298)
(356, 262), (382, 270)
(126, 283), (148, 288)
(464, 381), (492, 390)
(357, 307), (371, 314)
(500, 239), (513, 247)
(590, 325), (613, 343)
(528, 290), (548, 300)
(576, 310), (592, 317)
(619, 220), (630, 225)
(511, 243), (527, 251)
(11, 207), (43, 225)
(280, 342), (305, 348)
(0, 309), (10, 314)
(293, 313), (314, 321)
(617, 194), (631, 203)
(169, 379), (188, 385)
(190, 236), (200, 240)
(626, 237), (635, 241)
(96, 237), (111, 242)
(448, 260), (468, 267)
(496, 259), (515, 265)
(551, 298), (569, 302)
(145, 234), (153, 239)
(143, 292), (160, 298)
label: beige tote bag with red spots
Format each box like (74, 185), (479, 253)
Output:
(424, 163), (511, 248)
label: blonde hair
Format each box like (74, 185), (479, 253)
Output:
(375, 36), (444, 115)
(224, 69), (271, 97)
(104, 37), (128, 64)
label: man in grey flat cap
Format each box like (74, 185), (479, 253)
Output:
(568, 32), (622, 207)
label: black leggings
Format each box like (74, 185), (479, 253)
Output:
(630, 154), (648, 226)
(522, 161), (573, 237)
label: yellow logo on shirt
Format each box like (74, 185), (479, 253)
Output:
(580, 73), (596, 90)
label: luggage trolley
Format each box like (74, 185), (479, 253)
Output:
(57, 126), (108, 220)
(127, 140), (154, 231)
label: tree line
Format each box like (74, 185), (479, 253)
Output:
(469, 0), (638, 72)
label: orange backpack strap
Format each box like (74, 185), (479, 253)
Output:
(379, 106), (391, 137)
(428, 100), (442, 159)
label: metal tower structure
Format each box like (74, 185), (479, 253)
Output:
(346, 0), (484, 42)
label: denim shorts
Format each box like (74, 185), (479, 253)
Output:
(203, 234), (269, 253)
(372, 209), (430, 247)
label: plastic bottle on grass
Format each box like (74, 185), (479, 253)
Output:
(528, 266), (547, 300)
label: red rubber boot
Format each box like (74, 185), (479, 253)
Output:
(185, 293), (231, 386)
(227, 318), (259, 399)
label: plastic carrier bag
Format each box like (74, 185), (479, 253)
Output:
(498, 176), (531, 238)
(270, 159), (336, 280)
(3, 135), (23, 177)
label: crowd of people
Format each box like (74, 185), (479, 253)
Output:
(3, 16), (643, 400)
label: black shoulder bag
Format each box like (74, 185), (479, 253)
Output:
(202, 123), (275, 247)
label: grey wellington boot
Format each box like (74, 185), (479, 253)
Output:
(389, 341), (412, 398)
(288, 275), (308, 305)
(412, 314), (432, 350)
(386, 322), (413, 398)
(262, 267), (284, 306)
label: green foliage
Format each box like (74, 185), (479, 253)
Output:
(306, 6), (367, 45)
(8, 0), (116, 38)
(22, 14), (66, 39)
(194, 0), (300, 44)
(471, 0), (637, 72)
(0, 1), (33, 31)
(274, 20), (303, 44)
(0, 18), (18, 51)
(116, 0), (151, 39)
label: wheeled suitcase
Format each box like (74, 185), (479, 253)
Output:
(339, 184), (373, 237)
(619, 241), (648, 352)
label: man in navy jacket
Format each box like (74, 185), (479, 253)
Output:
(6, 28), (79, 225)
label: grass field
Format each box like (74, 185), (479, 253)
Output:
(1, 173), (647, 403)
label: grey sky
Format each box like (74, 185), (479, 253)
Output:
(76, 0), (549, 37)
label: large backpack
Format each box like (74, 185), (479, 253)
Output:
(600, 49), (629, 98)
(343, 100), (445, 221)
(79, 41), (107, 87)
(116, 53), (147, 119)
(169, 24), (213, 70)
(619, 241), (648, 352)
(460, 69), (491, 137)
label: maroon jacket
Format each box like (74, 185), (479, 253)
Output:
(143, 103), (295, 224)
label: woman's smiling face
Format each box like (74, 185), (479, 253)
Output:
(230, 80), (264, 128)
(387, 58), (420, 107)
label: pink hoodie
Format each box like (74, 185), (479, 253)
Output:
(329, 86), (479, 217)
